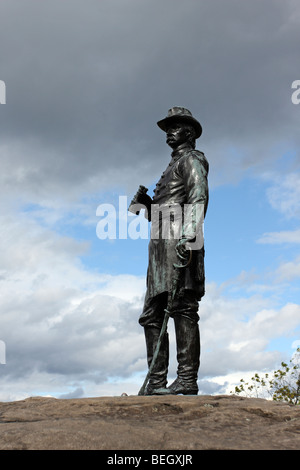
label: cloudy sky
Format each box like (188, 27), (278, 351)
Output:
(0, 0), (300, 401)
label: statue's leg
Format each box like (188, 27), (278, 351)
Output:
(168, 291), (200, 395)
(143, 326), (170, 395)
(139, 292), (171, 395)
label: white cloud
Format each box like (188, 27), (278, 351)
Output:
(257, 228), (300, 244)
(199, 283), (298, 380)
(274, 255), (300, 281)
(265, 172), (300, 219)
(0, 205), (147, 398)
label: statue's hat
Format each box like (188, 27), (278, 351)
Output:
(157, 107), (202, 138)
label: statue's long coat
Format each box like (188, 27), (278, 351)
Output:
(145, 145), (209, 302)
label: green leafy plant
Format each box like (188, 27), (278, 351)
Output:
(231, 348), (300, 405)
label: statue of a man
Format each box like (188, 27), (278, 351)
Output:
(133, 107), (209, 395)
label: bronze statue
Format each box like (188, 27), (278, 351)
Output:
(130, 107), (209, 395)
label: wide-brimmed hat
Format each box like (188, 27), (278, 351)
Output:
(157, 106), (202, 138)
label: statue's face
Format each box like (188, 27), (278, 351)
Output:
(166, 122), (189, 149)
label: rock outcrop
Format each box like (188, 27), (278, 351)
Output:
(0, 394), (299, 450)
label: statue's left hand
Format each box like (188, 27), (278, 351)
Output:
(176, 238), (189, 261)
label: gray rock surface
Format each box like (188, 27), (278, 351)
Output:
(0, 394), (299, 450)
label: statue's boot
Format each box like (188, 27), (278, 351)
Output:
(144, 326), (171, 395)
(168, 316), (200, 395)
